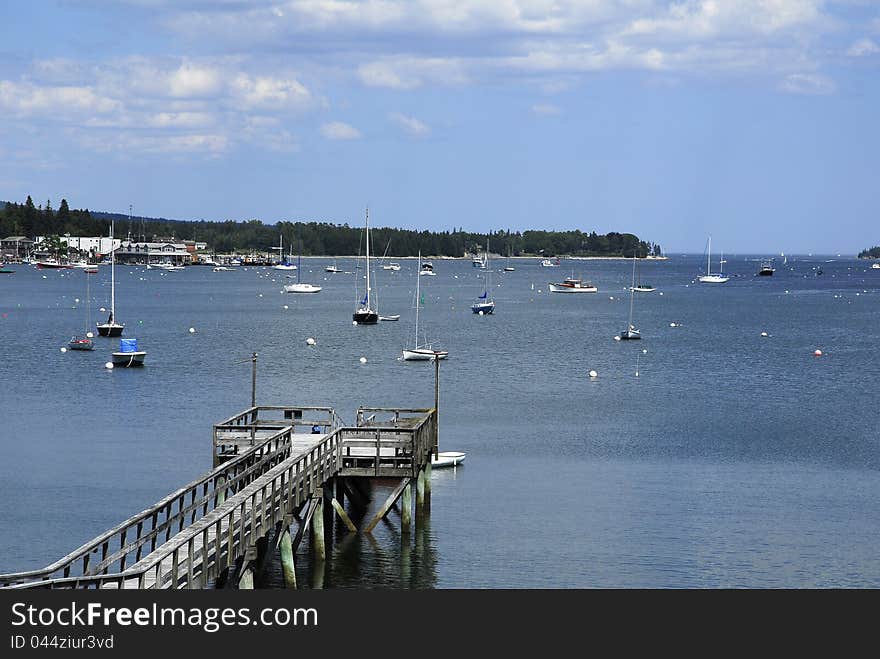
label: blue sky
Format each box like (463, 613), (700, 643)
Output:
(0, 1), (878, 253)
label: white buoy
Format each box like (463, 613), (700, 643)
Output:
(814, 349), (823, 357)
(478, 310), (484, 315)
(359, 356), (367, 364)
(670, 322), (677, 327)
(74, 298), (80, 303)
(609, 296), (614, 300)
(642, 349), (648, 354)
(100, 307), (106, 312)
(258, 293), (263, 297)
(306, 337), (316, 345)
(589, 370), (598, 378)
(659, 292), (664, 296)
(614, 336), (621, 341)
(60, 347), (67, 353)
(352, 320), (357, 325)
(283, 305), (289, 310)
(188, 327), (196, 334)
(760, 331), (769, 337)
(105, 362), (114, 369)
(86, 332), (94, 338)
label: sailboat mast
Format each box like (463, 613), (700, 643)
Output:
(628, 255), (636, 327)
(415, 251), (421, 347)
(110, 219), (116, 318)
(365, 208), (371, 308)
(707, 236), (711, 276)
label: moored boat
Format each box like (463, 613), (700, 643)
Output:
(111, 338), (146, 367)
(549, 277), (597, 293)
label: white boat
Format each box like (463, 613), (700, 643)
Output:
(325, 261), (341, 273)
(111, 338), (145, 367)
(273, 234), (297, 270)
(698, 237), (729, 283)
(431, 451), (466, 468)
(549, 276), (597, 293)
(96, 219), (124, 337)
(872, 263), (880, 270)
(472, 252), (486, 269)
(419, 261), (435, 276)
(541, 258), (560, 267)
(504, 247), (515, 271)
(618, 256), (641, 340)
(283, 251), (322, 293)
(382, 262), (401, 271)
(353, 208), (379, 324)
(380, 315), (400, 321)
(71, 260), (95, 269)
(472, 239), (495, 315)
(403, 251), (448, 361)
(212, 266), (235, 272)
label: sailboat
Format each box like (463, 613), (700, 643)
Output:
(618, 255), (641, 340)
(698, 236), (729, 284)
(273, 234), (297, 270)
(283, 247), (321, 293)
(631, 257), (656, 292)
(403, 252), (448, 361)
(504, 246), (515, 271)
(471, 239), (495, 315)
(96, 220), (124, 337)
(68, 270), (96, 351)
(353, 208), (379, 324)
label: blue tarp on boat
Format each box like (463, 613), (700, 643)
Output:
(119, 338), (138, 352)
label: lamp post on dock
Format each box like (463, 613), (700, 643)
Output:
(251, 352), (257, 408)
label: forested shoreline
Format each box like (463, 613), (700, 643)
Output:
(1, 196), (662, 258)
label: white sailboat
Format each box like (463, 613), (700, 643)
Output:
(96, 220), (124, 337)
(353, 208), (379, 324)
(403, 251), (448, 361)
(618, 255), (641, 340)
(471, 239), (495, 314)
(698, 236), (729, 284)
(283, 248), (321, 293)
(273, 233), (297, 270)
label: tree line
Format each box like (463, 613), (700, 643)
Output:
(1, 196), (662, 258)
(858, 246), (880, 259)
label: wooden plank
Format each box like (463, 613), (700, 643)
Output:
(363, 478), (411, 534)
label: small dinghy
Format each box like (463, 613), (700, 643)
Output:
(431, 451), (466, 468)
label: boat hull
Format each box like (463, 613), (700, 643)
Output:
(96, 322), (124, 337)
(619, 330), (641, 340)
(353, 310), (378, 325)
(472, 302), (495, 314)
(284, 284), (322, 293)
(402, 348), (448, 361)
(68, 338), (95, 351)
(698, 275), (729, 283)
(111, 350), (146, 367)
(549, 283), (597, 293)
(432, 451), (466, 468)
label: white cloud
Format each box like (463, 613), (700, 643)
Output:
(388, 112), (430, 136)
(320, 121), (361, 140)
(0, 81), (121, 117)
(846, 38), (880, 57)
(229, 74), (314, 110)
(531, 103), (561, 115)
(779, 72), (835, 95)
(358, 57), (468, 89)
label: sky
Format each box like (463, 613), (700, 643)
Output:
(0, 1), (878, 254)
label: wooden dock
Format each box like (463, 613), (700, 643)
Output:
(0, 404), (438, 589)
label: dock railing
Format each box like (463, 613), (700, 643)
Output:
(0, 406), (434, 590)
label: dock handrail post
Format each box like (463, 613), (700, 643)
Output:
(251, 352), (257, 408)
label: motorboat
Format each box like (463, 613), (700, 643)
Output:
(549, 277), (597, 293)
(431, 451), (466, 468)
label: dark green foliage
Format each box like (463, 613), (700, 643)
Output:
(858, 246), (880, 259)
(1, 196), (660, 257)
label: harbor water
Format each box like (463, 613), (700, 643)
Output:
(0, 255), (878, 587)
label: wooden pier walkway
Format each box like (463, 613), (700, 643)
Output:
(0, 404), (437, 589)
